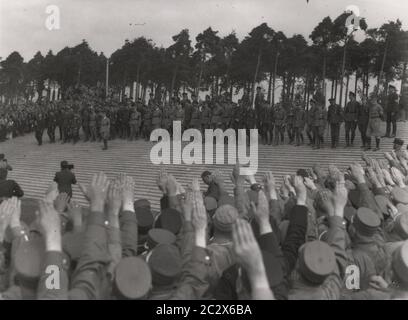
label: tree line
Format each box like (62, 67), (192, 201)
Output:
(1, 11), (407, 107)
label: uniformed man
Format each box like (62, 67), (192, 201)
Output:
(273, 103), (286, 146)
(312, 102), (327, 149)
(286, 103), (295, 144)
(81, 108), (90, 142)
(182, 92), (192, 129)
(34, 112), (46, 146)
(201, 96), (212, 133)
(89, 109), (97, 142)
(46, 110), (57, 143)
(357, 95), (370, 149)
(190, 94), (201, 130)
(294, 103), (306, 147)
(306, 99), (316, 146)
(327, 98), (343, 149)
(100, 111), (110, 150)
(151, 104), (162, 131)
(366, 95), (384, 151)
(344, 92), (359, 147)
(71, 113), (81, 144)
(129, 108), (141, 141)
(142, 105), (152, 141)
(384, 85), (399, 138)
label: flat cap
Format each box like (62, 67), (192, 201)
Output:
(394, 213), (408, 240)
(298, 240), (336, 284)
(392, 240), (408, 285)
(134, 199), (151, 210)
(213, 205), (239, 233)
(353, 207), (381, 237)
(391, 187), (408, 205)
(148, 244), (182, 286)
(114, 257), (152, 299)
(146, 228), (176, 250)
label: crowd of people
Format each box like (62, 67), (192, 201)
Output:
(0, 84), (405, 151)
(0, 136), (407, 299)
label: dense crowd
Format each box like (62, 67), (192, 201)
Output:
(0, 84), (406, 151)
(0, 138), (407, 299)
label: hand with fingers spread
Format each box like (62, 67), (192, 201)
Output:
(317, 189), (335, 217)
(279, 184), (290, 200)
(38, 200), (62, 252)
(263, 172), (277, 200)
(44, 182), (59, 204)
(328, 164), (342, 182)
(293, 175), (306, 206)
(54, 192), (70, 213)
(88, 172), (110, 212)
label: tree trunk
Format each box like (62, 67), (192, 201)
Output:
(331, 79), (335, 98)
(251, 49), (262, 108)
(339, 41), (347, 106)
(267, 71), (273, 103)
(322, 54), (327, 103)
(344, 74), (350, 107)
(378, 38), (389, 90)
(334, 78), (338, 100)
(354, 73), (358, 96)
(272, 53), (279, 107)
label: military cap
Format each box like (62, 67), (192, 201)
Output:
(135, 207), (154, 234)
(218, 195), (235, 207)
(15, 237), (45, 286)
(375, 195), (390, 216)
(394, 213), (408, 240)
(348, 189), (361, 208)
(353, 207), (381, 237)
(146, 228), (176, 249)
(393, 138), (404, 146)
(114, 257), (152, 299)
(154, 208), (182, 235)
(213, 205), (239, 233)
(298, 240), (336, 284)
(392, 240), (408, 285)
(391, 187), (408, 205)
(328, 98), (335, 102)
(397, 203), (408, 214)
(62, 231), (84, 261)
(134, 199), (151, 210)
(148, 244), (182, 286)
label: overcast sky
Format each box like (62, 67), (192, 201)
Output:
(1, 0), (407, 61)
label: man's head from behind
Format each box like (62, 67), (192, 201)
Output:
(0, 168), (7, 180)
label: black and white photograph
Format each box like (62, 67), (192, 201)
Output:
(0, 0), (408, 305)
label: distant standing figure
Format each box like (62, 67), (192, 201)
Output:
(100, 111), (110, 150)
(54, 160), (77, 198)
